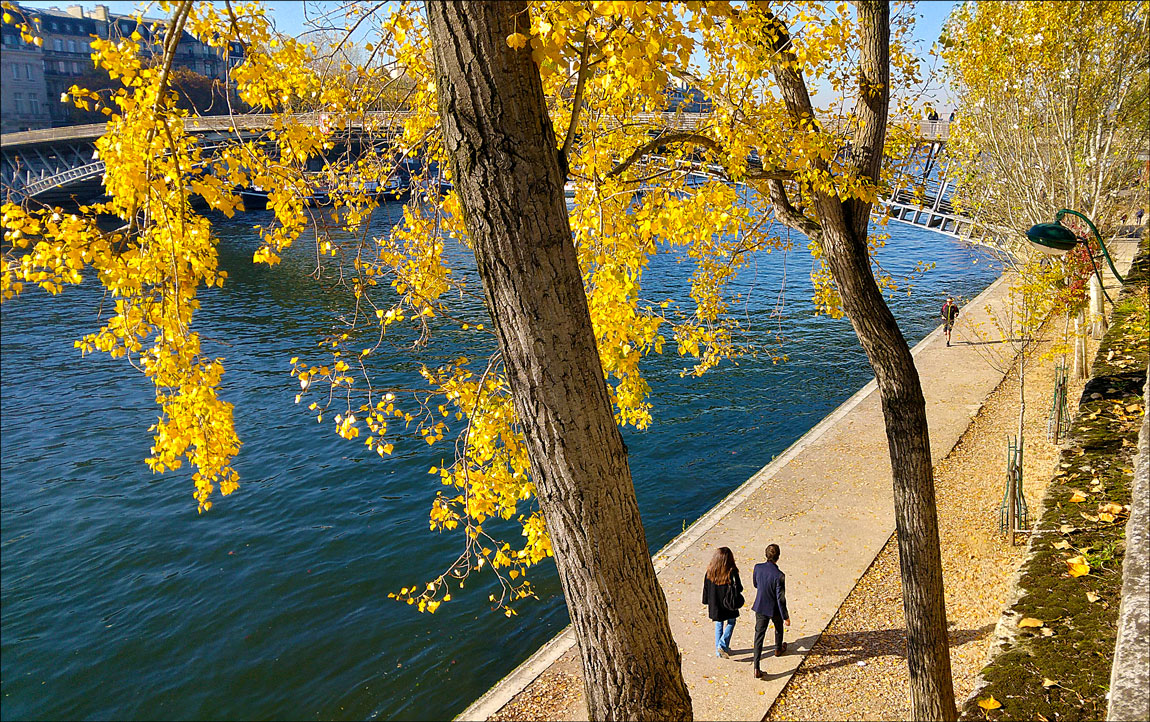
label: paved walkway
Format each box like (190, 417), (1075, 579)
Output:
(461, 234), (1147, 722)
(461, 270), (1017, 722)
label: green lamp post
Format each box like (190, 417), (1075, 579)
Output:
(1025, 208), (1126, 285)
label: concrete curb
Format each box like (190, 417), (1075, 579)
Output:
(1107, 368), (1150, 722)
(457, 274), (1010, 722)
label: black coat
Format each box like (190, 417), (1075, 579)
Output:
(702, 570), (744, 621)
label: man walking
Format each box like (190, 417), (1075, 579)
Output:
(751, 544), (790, 679)
(941, 295), (960, 347)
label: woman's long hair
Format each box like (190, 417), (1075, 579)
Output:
(706, 547), (739, 586)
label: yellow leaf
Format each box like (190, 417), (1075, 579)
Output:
(1018, 617), (1044, 628)
(1042, 678), (1058, 689)
(1053, 540), (1071, 550)
(1068, 490), (1087, 503)
(1098, 512), (1115, 523)
(978, 696), (1002, 710)
(1086, 591), (1100, 603)
(1066, 555), (1090, 577)
(506, 32), (527, 49)
(1099, 502), (1123, 515)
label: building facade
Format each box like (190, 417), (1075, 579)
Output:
(1, 21), (50, 132)
(1, 3), (243, 132)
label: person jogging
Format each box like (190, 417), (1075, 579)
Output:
(941, 296), (960, 347)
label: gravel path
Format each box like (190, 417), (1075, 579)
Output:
(766, 331), (1091, 721)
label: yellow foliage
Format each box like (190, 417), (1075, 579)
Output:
(1065, 555), (1090, 578)
(2, 0), (925, 612)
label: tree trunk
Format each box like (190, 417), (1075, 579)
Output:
(424, 3), (692, 720)
(1074, 309), (1087, 379)
(817, 220), (958, 722)
(808, 3), (959, 719)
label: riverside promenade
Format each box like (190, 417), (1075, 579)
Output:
(461, 271), (1019, 722)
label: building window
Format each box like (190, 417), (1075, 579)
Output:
(68, 39), (77, 53)
(10, 63), (17, 79)
(58, 60), (67, 73)
(29, 96), (40, 115)
(53, 37), (63, 51)
(25, 63), (33, 79)
(72, 61), (81, 75)
(13, 93), (23, 114)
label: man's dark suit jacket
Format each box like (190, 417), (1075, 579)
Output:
(751, 561), (789, 619)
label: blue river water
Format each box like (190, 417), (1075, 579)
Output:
(0, 202), (999, 721)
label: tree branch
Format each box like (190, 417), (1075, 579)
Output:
(605, 131), (793, 182)
(561, 20), (593, 160)
(767, 179), (821, 238)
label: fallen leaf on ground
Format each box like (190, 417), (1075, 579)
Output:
(1068, 491), (1087, 503)
(1067, 556), (1090, 577)
(1081, 512), (1100, 522)
(979, 696), (1002, 710)
(1099, 502), (1124, 515)
(1041, 627), (1055, 637)
(1042, 678), (1058, 688)
(1086, 591), (1100, 603)
(1053, 540), (1071, 550)
(1019, 617), (1045, 628)
(1099, 512), (1116, 523)
(1060, 524), (1077, 534)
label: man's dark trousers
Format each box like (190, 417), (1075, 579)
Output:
(751, 559), (789, 672)
(752, 612), (784, 670)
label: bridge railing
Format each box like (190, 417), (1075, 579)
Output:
(4, 109), (951, 149)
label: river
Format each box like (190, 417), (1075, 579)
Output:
(0, 201), (999, 720)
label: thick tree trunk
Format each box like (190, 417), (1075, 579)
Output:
(808, 3), (959, 720)
(424, 3), (692, 720)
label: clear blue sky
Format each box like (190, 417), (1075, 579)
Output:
(21, 0), (958, 108)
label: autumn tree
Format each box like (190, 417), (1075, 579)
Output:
(2, 1), (955, 717)
(942, 0), (1146, 485)
(941, 0), (1150, 250)
(168, 66), (230, 115)
(423, 4), (693, 717)
(710, 3), (956, 717)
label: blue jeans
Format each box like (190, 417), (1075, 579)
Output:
(714, 618), (736, 654)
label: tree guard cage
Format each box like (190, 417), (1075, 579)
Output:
(1047, 362), (1070, 444)
(999, 436), (1029, 540)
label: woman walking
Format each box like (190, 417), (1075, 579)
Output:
(702, 546), (744, 658)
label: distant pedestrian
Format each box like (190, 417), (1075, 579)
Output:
(702, 546), (744, 659)
(942, 295), (960, 347)
(1136, 208), (1146, 225)
(949, 110), (956, 122)
(751, 544), (790, 679)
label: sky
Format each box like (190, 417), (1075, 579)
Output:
(20, 0), (959, 109)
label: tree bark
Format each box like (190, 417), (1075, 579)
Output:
(764, 2), (958, 718)
(424, 3), (692, 720)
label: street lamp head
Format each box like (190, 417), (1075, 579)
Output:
(1025, 222), (1080, 255)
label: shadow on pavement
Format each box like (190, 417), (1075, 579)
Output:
(791, 624), (995, 676)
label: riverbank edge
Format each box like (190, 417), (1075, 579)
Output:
(457, 271), (1011, 722)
